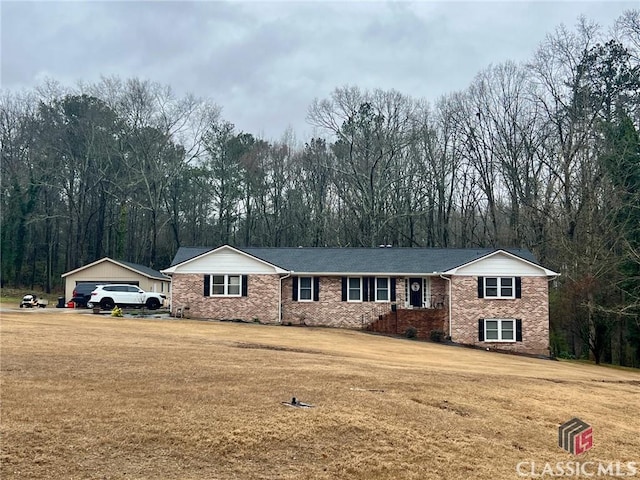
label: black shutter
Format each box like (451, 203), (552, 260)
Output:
(204, 275), (210, 297)
(341, 277), (347, 301)
(313, 277), (320, 301)
(516, 319), (523, 342)
(241, 275), (248, 296)
(369, 277), (376, 301)
(292, 277), (298, 301)
(515, 277), (522, 298)
(478, 319), (484, 341)
(363, 277), (369, 302)
(390, 278), (396, 302)
(478, 277), (484, 298)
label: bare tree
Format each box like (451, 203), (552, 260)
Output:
(307, 86), (417, 246)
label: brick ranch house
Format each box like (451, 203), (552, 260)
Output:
(161, 245), (559, 356)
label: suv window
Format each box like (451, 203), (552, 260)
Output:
(127, 286), (140, 293)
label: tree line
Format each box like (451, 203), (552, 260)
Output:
(2, 12), (639, 366)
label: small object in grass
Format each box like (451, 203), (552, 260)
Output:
(281, 397), (314, 408)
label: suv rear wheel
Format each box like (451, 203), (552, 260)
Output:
(100, 298), (115, 310)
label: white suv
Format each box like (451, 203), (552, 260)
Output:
(87, 285), (166, 310)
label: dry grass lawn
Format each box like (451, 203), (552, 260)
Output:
(1, 308), (639, 479)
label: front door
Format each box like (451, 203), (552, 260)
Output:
(409, 278), (422, 308)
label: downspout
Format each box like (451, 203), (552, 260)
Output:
(439, 274), (452, 340)
(160, 270), (173, 314)
(279, 272), (292, 324)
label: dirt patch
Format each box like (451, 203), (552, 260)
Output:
(233, 341), (323, 355)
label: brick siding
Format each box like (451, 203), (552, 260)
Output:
(450, 276), (550, 355)
(171, 273), (280, 323)
(171, 272), (550, 356)
(281, 277), (394, 328)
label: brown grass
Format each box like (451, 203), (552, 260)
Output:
(1, 309), (639, 479)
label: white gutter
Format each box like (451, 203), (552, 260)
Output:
(160, 270), (174, 314)
(279, 272), (292, 324)
(439, 274), (452, 340)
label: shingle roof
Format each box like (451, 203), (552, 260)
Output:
(117, 260), (168, 280)
(170, 247), (214, 267)
(169, 245), (541, 275)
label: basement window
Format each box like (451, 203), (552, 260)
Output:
(481, 319), (522, 342)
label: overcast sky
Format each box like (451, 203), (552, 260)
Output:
(1, 1), (636, 140)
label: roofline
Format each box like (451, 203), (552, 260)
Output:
(289, 272), (444, 276)
(235, 246), (290, 273)
(61, 257), (169, 280)
(442, 249), (559, 276)
(161, 244), (289, 274)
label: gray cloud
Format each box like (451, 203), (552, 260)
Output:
(1, 1), (635, 140)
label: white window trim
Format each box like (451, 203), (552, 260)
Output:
(375, 277), (390, 302)
(347, 277), (362, 302)
(484, 277), (515, 299)
(422, 278), (431, 307)
(211, 274), (242, 297)
(298, 276), (314, 302)
(484, 318), (516, 342)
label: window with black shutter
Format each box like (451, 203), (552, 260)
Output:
(480, 277), (517, 299)
(480, 318), (519, 342)
(204, 274), (243, 297)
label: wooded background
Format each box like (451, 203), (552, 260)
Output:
(2, 13), (639, 366)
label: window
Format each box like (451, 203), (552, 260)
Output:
(481, 319), (521, 342)
(342, 277), (395, 302)
(293, 277), (319, 302)
(484, 277), (515, 299)
(376, 277), (389, 302)
(348, 277), (362, 302)
(211, 275), (241, 296)
(298, 276), (313, 301)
